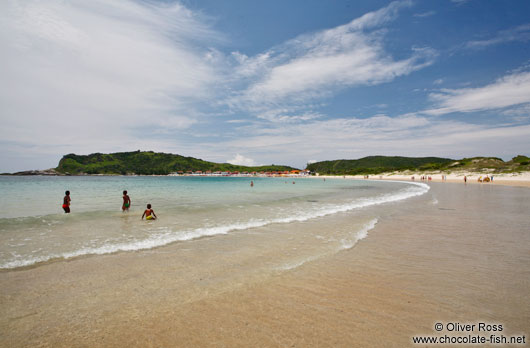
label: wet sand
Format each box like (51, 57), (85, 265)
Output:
(1, 183), (529, 347)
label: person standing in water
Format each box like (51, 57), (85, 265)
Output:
(122, 190), (131, 211)
(142, 204), (157, 220)
(62, 190), (71, 213)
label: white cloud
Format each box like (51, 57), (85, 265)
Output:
(466, 24), (530, 49)
(227, 154), (257, 166)
(413, 11), (436, 18)
(424, 70), (530, 115)
(0, 0), (220, 167)
(501, 103), (530, 123)
(502, 103), (530, 117)
(256, 110), (323, 123)
(229, 0), (435, 110)
(231, 51), (272, 78)
(204, 114), (530, 168)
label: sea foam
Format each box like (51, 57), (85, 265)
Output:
(278, 218), (379, 271)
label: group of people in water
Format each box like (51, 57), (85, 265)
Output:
(62, 190), (157, 220)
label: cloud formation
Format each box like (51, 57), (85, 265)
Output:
(413, 11), (436, 18)
(229, 0), (436, 111)
(211, 114), (530, 167)
(0, 0), (219, 163)
(1, 1), (528, 172)
(425, 70), (530, 115)
(466, 24), (530, 49)
(227, 154), (257, 166)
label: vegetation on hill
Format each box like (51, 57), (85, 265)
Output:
(445, 156), (530, 172)
(511, 155), (530, 165)
(306, 155), (530, 175)
(9, 153), (529, 176)
(305, 156), (453, 175)
(56, 151), (297, 175)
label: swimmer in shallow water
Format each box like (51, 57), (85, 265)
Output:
(142, 203), (157, 220)
(122, 190), (131, 212)
(62, 190), (71, 213)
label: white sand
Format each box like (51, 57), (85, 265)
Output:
(318, 171), (530, 187)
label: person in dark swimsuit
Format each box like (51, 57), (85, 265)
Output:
(62, 191), (71, 213)
(122, 190), (131, 211)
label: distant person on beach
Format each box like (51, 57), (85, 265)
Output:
(122, 190), (131, 211)
(142, 204), (157, 220)
(250, 181), (254, 187)
(62, 191), (71, 213)
(464, 176), (467, 183)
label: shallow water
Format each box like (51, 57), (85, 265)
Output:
(0, 176), (429, 269)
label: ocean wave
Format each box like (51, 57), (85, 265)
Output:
(0, 182), (429, 269)
(340, 218), (378, 249)
(278, 218), (379, 271)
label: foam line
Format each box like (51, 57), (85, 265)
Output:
(279, 218), (379, 271)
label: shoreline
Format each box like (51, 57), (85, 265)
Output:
(1, 182), (528, 347)
(317, 171), (530, 188)
(4, 169), (530, 182)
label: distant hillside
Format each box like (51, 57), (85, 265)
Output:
(306, 156), (453, 175)
(444, 156), (530, 172)
(305, 155), (530, 175)
(56, 151), (297, 175)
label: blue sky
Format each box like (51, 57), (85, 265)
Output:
(1, 0), (530, 171)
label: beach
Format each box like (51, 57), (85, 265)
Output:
(1, 180), (529, 347)
(3, 0), (530, 346)
(344, 171), (530, 188)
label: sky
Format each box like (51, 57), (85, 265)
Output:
(1, 0), (530, 172)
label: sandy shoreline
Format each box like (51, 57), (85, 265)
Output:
(318, 171), (530, 188)
(1, 182), (529, 347)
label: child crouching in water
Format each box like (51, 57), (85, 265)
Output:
(142, 204), (157, 220)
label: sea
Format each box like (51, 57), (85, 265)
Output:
(0, 176), (429, 270)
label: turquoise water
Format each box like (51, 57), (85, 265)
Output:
(0, 176), (429, 269)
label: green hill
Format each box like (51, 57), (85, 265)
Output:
(305, 155), (530, 175)
(56, 151), (297, 175)
(306, 156), (453, 175)
(445, 156), (530, 172)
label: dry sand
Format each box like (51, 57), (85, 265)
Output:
(340, 171), (530, 188)
(1, 182), (529, 347)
